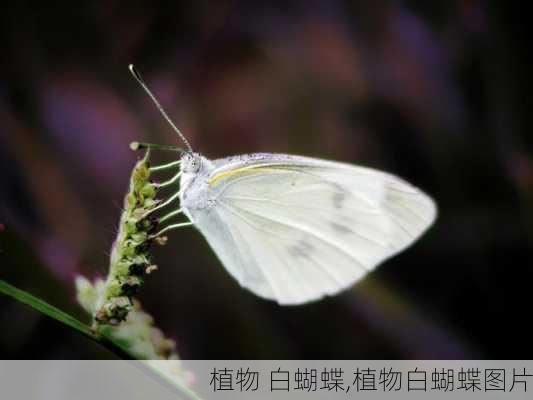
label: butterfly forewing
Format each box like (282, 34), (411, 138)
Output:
(189, 154), (436, 305)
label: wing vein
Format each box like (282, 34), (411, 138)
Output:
(219, 208), (283, 300)
(224, 195), (382, 215)
(220, 201), (371, 273)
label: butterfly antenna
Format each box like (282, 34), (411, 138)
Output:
(128, 64), (193, 152)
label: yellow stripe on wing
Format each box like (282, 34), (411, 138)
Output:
(208, 165), (292, 187)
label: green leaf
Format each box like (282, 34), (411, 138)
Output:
(0, 279), (131, 359)
(0, 279), (93, 338)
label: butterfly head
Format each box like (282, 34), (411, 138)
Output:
(180, 152), (213, 175)
(179, 152), (214, 210)
(181, 152), (200, 173)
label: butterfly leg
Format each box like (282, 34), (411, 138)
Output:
(142, 190), (180, 219)
(149, 160), (181, 172)
(150, 221), (193, 239)
(131, 141), (184, 152)
(155, 171), (181, 189)
(158, 208), (183, 223)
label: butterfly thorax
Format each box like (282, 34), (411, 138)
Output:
(179, 153), (215, 217)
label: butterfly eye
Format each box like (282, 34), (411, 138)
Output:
(191, 157), (201, 172)
(182, 153), (201, 173)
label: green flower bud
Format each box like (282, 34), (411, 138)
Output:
(141, 183), (157, 198)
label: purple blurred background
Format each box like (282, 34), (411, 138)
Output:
(1, 1), (532, 359)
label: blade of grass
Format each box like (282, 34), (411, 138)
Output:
(0, 279), (133, 359)
(0, 279), (92, 336)
(1, 279), (201, 399)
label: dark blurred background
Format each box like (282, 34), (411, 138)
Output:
(1, 0), (532, 359)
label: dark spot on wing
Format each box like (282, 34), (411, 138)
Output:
(330, 222), (351, 235)
(288, 240), (314, 259)
(329, 182), (349, 209)
(332, 190), (347, 209)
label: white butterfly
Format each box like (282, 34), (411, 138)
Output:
(129, 65), (437, 305)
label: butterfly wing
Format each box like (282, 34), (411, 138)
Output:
(192, 154), (436, 305)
